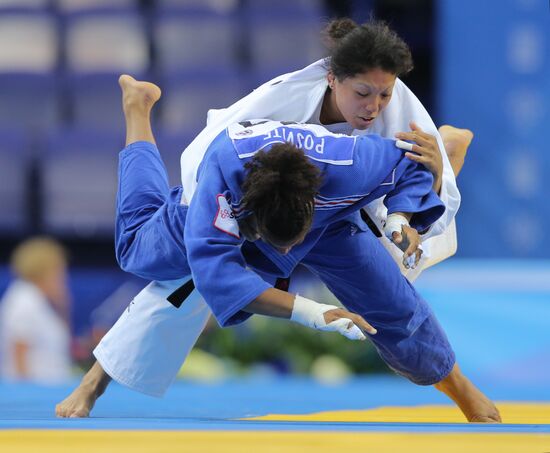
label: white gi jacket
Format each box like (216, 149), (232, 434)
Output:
(179, 59), (460, 280)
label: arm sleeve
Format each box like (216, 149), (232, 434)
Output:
(353, 135), (445, 233)
(383, 158), (446, 232)
(184, 155), (271, 327)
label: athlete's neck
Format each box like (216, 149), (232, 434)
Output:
(319, 88), (345, 125)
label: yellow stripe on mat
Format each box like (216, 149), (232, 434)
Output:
(247, 402), (550, 424)
(0, 431), (548, 453)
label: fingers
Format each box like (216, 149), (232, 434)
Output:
(324, 309), (377, 335)
(325, 318), (367, 340)
(402, 229), (418, 257)
(391, 231), (403, 244)
(400, 226), (422, 269)
(348, 312), (377, 335)
(391, 227), (410, 254)
(410, 122), (437, 142)
(404, 241), (416, 260)
(396, 123), (438, 157)
(404, 152), (434, 172)
(404, 151), (430, 163)
(409, 121), (427, 136)
(396, 132), (433, 150)
(414, 246), (422, 267)
(396, 129), (442, 180)
(402, 242), (415, 269)
(402, 246), (422, 269)
(396, 134), (438, 169)
(397, 121), (431, 142)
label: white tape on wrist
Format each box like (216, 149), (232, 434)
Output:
(290, 294), (334, 328)
(290, 295), (366, 341)
(383, 213), (409, 239)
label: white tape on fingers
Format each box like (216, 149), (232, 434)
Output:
(291, 296), (367, 340)
(324, 318), (366, 341)
(404, 244), (423, 269)
(396, 140), (414, 151)
(346, 324), (367, 341)
(404, 253), (416, 269)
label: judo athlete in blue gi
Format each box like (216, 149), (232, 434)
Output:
(56, 77), (501, 423)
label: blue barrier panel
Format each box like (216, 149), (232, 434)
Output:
(437, 0), (550, 258)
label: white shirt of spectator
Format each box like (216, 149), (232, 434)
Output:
(0, 279), (72, 383)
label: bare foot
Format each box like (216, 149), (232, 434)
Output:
(118, 74), (161, 115)
(55, 383), (99, 418)
(457, 387), (502, 423)
(439, 125), (473, 148)
(434, 364), (502, 423)
(118, 75), (161, 145)
(438, 125), (474, 176)
(55, 361), (111, 418)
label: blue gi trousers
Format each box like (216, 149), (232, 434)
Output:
(115, 141), (455, 385)
(301, 220), (455, 384)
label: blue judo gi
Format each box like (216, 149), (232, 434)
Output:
(115, 121), (455, 385)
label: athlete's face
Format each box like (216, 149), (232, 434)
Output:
(260, 229), (309, 255)
(325, 68), (396, 130)
(257, 215), (312, 255)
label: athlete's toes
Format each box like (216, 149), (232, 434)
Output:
(69, 409), (89, 418)
(55, 403), (68, 418)
(470, 412), (502, 423)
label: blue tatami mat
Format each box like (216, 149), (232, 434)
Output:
(0, 375), (548, 432)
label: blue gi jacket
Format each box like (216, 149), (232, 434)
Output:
(184, 121), (445, 326)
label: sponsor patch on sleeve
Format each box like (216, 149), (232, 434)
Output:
(213, 194), (240, 238)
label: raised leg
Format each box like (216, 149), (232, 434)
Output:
(119, 74), (161, 146)
(115, 75), (189, 281)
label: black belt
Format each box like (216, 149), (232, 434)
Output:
(360, 209), (382, 238)
(167, 278), (195, 308)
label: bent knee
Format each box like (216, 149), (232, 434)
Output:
(116, 235), (190, 281)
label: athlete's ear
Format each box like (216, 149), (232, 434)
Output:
(327, 72), (335, 90)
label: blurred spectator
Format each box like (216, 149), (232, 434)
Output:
(0, 237), (72, 383)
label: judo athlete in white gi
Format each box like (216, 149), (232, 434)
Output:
(176, 19), (470, 280)
(57, 77), (500, 423)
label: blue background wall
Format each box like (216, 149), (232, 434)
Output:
(437, 0), (550, 258)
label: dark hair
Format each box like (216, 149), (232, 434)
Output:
(323, 18), (413, 80)
(242, 143), (322, 244)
